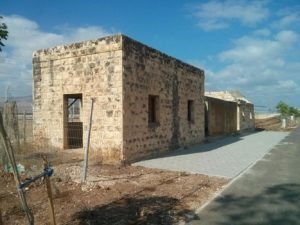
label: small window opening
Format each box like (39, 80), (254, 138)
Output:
(148, 95), (159, 124)
(188, 100), (194, 123)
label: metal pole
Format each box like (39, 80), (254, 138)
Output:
(0, 113), (34, 225)
(82, 98), (95, 182)
(23, 111), (26, 144)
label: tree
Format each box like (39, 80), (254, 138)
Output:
(276, 101), (300, 117)
(289, 106), (300, 117)
(276, 101), (290, 116)
(0, 16), (8, 52)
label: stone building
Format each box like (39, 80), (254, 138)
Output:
(32, 34), (205, 164)
(205, 91), (255, 136)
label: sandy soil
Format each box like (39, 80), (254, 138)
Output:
(0, 151), (228, 225)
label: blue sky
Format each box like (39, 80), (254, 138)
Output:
(1, 0), (300, 109)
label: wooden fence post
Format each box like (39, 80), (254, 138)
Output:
(45, 175), (56, 225)
(3, 102), (20, 150)
(0, 208), (3, 225)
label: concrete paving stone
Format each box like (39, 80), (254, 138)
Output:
(134, 131), (289, 178)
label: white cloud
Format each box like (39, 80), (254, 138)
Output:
(272, 7), (300, 30)
(219, 30), (298, 63)
(191, 2), (300, 107)
(278, 80), (297, 89)
(0, 15), (112, 97)
(198, 19), (228, 31)
(275, 15), (299, 28)
(275, 30), (298, 44)
(218, 37), (281, 64)
(193, 0), (269, 31)
(205, 29), (300, 108)
(253, 28), (271, 37)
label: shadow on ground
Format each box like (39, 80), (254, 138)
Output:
(198, 183), (300, 225)
(137, 132), (262, 162)
(68, 195), (196, 225)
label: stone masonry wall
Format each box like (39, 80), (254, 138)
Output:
(239, 102), (255, 131)
(122, 36), (205, 162)
(33, 35), (123, 163)
(33, 34), (205, 164)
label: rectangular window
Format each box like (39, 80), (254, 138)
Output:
(67, 97), (82, 122)
(148, 95), (159, 124)
(188, 100), (194, 123)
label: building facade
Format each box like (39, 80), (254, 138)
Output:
(205, 96), (238, 136)
(205, 91), (255, 136)
(32, 34), (205, 164)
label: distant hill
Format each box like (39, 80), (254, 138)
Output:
(0, 96), (33, 114)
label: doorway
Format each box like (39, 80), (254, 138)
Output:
(63, 94), (83, 149)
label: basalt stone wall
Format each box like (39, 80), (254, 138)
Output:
(33, 35), (124, 163)
(122, 36), (205, 162)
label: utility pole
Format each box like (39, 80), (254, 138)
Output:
(82, 98), (95, 182)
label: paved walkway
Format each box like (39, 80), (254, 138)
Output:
(187, 126), (300, 225)
(134, 131), (288, 178)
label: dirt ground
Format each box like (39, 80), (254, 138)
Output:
(255, 116), (299, 131)
(0, 149), (228, 225)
